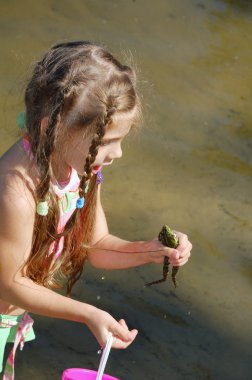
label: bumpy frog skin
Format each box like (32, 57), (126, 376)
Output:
(146, 225), (179, 288)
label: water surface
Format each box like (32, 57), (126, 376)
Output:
(0, 1), (251, 379)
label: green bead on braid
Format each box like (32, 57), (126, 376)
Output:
(17, 112), (26, 129)
(36, 200), (49, 216)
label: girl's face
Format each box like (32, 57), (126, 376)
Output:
(59, 117), (132, 179)
(92, 119), (132, 174)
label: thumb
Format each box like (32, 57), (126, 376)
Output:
(170, 249), (180, 260)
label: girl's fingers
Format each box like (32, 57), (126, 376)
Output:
(118, 319), (128, 328)
(110, 319), (138, 349)
(173, 256), (190, 267)
(152, 231), (192, 265)
(112, 329), (138, 349)
(175, 231), (189, 246)
(176, 232), (192, 254)
(113, 320), (138, 343)
(164, 238), (192, 266)
(178, 242), (192, 259)
(167, 248), (180, 260)
(170, 248), (192, 266)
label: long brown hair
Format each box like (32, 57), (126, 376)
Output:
(24, 41), (141, 295)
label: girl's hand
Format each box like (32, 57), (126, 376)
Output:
(147, 230), (192, 266)
(86, 307), (138, 349)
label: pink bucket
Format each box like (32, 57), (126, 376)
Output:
(62, 368), (120, 380)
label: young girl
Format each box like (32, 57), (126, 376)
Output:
(0, 41), (192, 379)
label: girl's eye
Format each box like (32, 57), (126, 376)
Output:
(100, 140), (111, 146)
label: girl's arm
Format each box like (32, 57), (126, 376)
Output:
(87, 186), (192, 269)
(0, 177), (137, 348)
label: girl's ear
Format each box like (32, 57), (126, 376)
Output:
(40, 116), (49, 136)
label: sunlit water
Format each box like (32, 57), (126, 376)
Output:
(0, 1), (251, 379)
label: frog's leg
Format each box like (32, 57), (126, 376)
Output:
(171, 266), (179, 288)
(145, 257), (170, 287)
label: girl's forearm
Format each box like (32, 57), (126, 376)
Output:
(87, 234), (154, 269)
(0, 276), (96, 324)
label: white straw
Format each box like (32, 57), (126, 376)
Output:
(96, 332), (114, 380)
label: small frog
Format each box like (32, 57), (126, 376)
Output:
(146, 225), (179, 288)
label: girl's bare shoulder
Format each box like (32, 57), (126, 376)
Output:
(0, 140), (37, 220)
(0, 141), (36, 288)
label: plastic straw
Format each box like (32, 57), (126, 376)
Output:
(95, 333), (114, 380)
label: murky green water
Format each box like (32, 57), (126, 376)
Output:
(1, 0), (252, 379)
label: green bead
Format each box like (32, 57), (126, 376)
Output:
(17, 112), (26, 129)
(36, 201), (49, 216)
(85, 183), (89, 193)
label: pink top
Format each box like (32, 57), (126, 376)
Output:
(50, 169), (80, 258)
(22, 136), (80, 259)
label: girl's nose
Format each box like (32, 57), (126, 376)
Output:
(109, 142), (122, 160)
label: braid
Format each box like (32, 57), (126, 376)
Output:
(36, 91), (65, 201)
(78, 112), (110, 201)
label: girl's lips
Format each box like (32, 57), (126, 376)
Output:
(92, 161), (112, 173)
(92, 165), (102, 173)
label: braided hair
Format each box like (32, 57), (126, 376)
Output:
(24, 41), (141, 295)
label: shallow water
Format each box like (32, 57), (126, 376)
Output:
(0, 0), (252, 379)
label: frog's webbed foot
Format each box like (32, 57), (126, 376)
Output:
(145, 257), (169, 287)
(145, 277), (167, 287)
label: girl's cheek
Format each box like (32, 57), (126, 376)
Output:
(94, 150), (104, 164)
